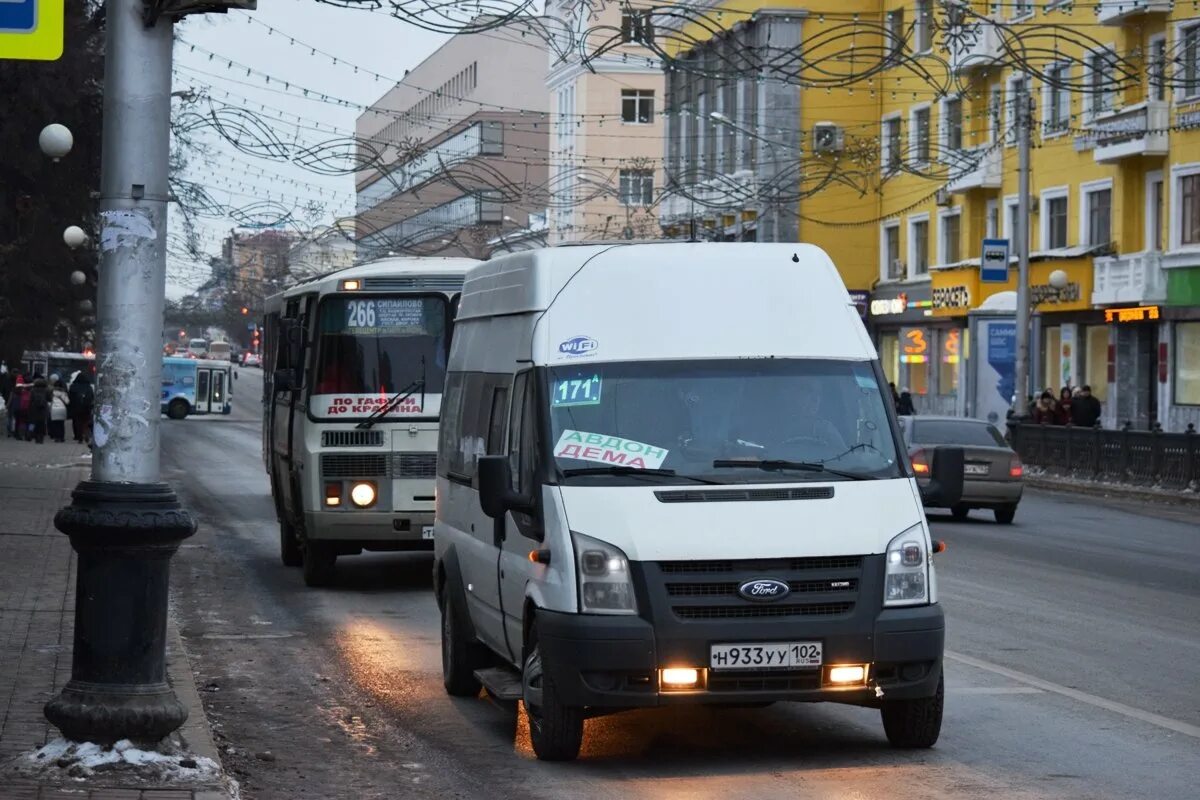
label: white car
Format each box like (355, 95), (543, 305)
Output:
(242, 352), (261, 367)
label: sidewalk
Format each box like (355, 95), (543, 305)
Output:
(0, 432), (231, 799)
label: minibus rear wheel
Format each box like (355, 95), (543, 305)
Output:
(880, 672), (943, 748)
(522, 620), (584, 761)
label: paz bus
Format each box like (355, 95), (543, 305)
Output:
(262, 255), (477, 586)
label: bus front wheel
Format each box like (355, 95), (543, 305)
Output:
(166, 399), (189, 420)
(302, 540), (336, 587)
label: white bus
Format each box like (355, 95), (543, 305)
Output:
(207, 341), (232, 362)
(262, 256), (477, 586)
(187, 338), (208, 358)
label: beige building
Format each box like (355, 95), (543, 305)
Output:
(354, 20), (549, 259)
(287, 223), (356, 283)
(547, 1), (666, 242)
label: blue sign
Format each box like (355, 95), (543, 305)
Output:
(986, 321), (1016, 407)
(981, 238), (1010, 283)
(0, 0), (36, 32)
(558, 335), (597, 357)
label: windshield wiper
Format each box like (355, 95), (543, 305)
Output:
(356, 356), (427, 431)
(561, 466), (723, 485)
(711, 458), (871, 481)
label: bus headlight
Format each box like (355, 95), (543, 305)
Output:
(349, 481), (377, 508)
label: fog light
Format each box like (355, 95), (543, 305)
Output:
(324, 482), (342, 507)
(828, 665), (867, 685)
(350, 481), (377, 508)
(660, 668), (700, 689)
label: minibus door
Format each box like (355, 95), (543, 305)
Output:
(210, 370), (227, 413)
(194, 368), (213, 414)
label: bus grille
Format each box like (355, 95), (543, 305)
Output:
(392, 452), (437, 478)
(320, 453), (390, 478)
(321, 430), (385, 448)
(362, 276), (464, 291)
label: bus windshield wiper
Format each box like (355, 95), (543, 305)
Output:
(561, 466), (723, 485)
(711, 459), (870, 481)
(356, 356), (427, 430)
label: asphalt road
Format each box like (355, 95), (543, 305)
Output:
(162, 369), (1200, 800)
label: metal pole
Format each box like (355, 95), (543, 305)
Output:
(1012, 82), (1033, 417)
(46, 0), (195, 745)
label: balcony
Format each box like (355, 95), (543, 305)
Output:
(950, 19), (1003, 73)
(1096, 0), (1171, 25)
(1084, 101), (1169, 163)
(945, 145), (1002, 194)
(1092, 251), (1167, 306)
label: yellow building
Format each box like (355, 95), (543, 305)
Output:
(661, 0), (1200, 431)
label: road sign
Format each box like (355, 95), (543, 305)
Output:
(981, 238), (1010, 283)
(0, 0), (64, 61)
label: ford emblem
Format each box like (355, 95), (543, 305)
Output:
(738, 578), (791, 602)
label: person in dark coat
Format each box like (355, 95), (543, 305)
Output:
(68, 371), (95, 444)
(1070, 385), (1103, 428)
(1056, 387), (1073, 425)
(897, 388), (916, 415)
(28, 377), (50, 444)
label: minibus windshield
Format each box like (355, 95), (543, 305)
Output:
(546, 359), (903, 484)
(312, 295), (448, 398)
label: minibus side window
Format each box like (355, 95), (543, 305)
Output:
(486, 386), (509, 455)
(508, 372), (528, 491)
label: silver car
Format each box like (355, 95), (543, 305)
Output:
(897, 415), (1024, 524)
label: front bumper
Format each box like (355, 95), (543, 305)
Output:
(304, 509), (434, 549)
(536, 603), (944, 709)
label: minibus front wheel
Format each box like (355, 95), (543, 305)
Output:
(522, 620), (583, 761)
(880, 672), (943, 748)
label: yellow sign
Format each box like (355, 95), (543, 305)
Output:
(0, 0), (64, 62)
(930, 258), (1095, 317)
(899, 327), (929, 363)
(1104, 305), (1160, 323)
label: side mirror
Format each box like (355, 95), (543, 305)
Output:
(478, 455), (531, 519)
(921, 447), (965, 507)
(273, 368), (295, 393)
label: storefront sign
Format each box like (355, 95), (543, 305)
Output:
(1029, 281), (1082, 305)
(848, 290), (869, 320)
(870, 293), (908, 316)
(1104, 305), (1160, 323)
(933, 284), (972, 311)
(899, 327), (930, 364)
(931, 258), (1094, 317)
(981, 238), (1009, 283)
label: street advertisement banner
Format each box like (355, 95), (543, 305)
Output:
(1060, 326), (1075, 389)
(976, 319), (1016, 425)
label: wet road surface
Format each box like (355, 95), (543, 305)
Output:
(162, 370), (1200, 799)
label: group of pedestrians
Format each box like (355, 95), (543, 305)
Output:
(0, 364), (94, 445)
(1030, 385), (1102, 427)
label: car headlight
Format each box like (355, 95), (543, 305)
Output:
(884, 525), (929, 607)
(572, 532), (637, 615)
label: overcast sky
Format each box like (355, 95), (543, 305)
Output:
(167, 2), (456, 297)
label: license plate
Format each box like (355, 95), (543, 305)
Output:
(710, 642), (822, 670)
(421, 526), (435, 540)
(965, 463), (990, 476)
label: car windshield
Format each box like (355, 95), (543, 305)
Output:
(546, 359), (903, 484)
(313, 295), (448, 396)
(910, 420), (1007, 447)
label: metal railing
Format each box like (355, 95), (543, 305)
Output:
(1008, 423), (1200, 492)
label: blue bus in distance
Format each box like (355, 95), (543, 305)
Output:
(162, 356), (233, 419)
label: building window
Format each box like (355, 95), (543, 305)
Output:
(883, 117), (902, 173)
(942, 97), (962, 152)
(1150, 37), (1167, 102)
(621, 9), (654, 44)
(883, 223), (902, 279)
(1182, 174), (1200, 246)
(1046, 195), (1068, 249)
(1086, 49), (1117, 117)
(989, 85), (1002, 143)
(1175, 322), (1200, 405)
(1013, 0), (1033, 17)
(1152, 179), (1164, 251)
(886, 9), (905, 62)
(911, 218), (930, 276)
(914, 0), (933, 52)
(986, 199), (999, 239)
(1085, 187), (1112, 248)
(938, 328), (960, 396)
(621, 89), (654, 124)
(619, 169), (654, 206)
(941, 213), (961, 265)
(1044, 64), (1070, 134)
(1084, 325), (1109, 402)
(911, 106), (931, 166)
(1182, 25), (1200, 100)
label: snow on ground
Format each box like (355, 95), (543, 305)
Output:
(8, 737), (226, 787)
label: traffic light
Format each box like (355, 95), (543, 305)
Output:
(240, 306), (249, 315)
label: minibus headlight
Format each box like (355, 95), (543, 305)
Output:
(350, 481), (377, 508)
(572, 532), (637, 615)
(884, 525), (929, 607)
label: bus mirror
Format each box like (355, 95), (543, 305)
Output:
(478, 456), (530, 519)
(273, 368), (296, 393)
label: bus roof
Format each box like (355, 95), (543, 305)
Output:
(266, 255), (479, 310)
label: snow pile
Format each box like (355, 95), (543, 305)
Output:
(11, 738), (224, 785)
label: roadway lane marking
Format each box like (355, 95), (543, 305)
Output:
(946, 650), (1200, 739)
(949, 687), (1043, 695)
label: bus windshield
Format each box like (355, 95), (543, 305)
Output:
(311, 295), (449, 413)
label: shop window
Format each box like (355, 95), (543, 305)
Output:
(939, 329), (961, 395)
(1175, 322), (1200, 405)
(880, 333), (900, 386)
(908, 357), (930, 396)
(1084, 325), (1109, 402)
(1042, 326), (1061, 393)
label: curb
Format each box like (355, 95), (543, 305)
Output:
(1025, 475), (1200, 507)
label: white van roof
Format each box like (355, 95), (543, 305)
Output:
(457, 242), (876, 363)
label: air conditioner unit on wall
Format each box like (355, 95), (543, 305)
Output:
(812, 123), (845, 154)
(936, 188), (952, 206)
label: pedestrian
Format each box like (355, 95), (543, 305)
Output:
(1056, 386), (1073, 425)
(10, 377), (31, 440)
(1033, 390), (1059, 424)
(68, 370), (95, 444)
(889, 381), (901, 411)
(0, 363), (12, 405)
(897, 387), (916, 416)
(1070, 384), (1103, 428)
(49, 379), (70, 443)
(28, 376), (50, 444)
